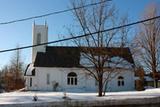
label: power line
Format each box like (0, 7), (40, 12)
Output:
(0, 0), (111, 25)
(0, 15), (159, 53)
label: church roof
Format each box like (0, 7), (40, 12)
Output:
(34, 46), (134, 67)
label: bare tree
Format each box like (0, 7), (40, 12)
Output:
(69, 0), (131, 96)
(10, 45), (25, 90)
(133, 3), (160, 87)
(2, 45), (25, 91)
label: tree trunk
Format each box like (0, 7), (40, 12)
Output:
(103, 81), (108, 96)
(155, 79), (158, 88)
(98, 76), (103, 96)
(153, 71), (158, 88)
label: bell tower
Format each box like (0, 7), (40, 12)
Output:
(32, 22), (48, 62)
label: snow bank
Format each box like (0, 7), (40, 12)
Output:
(0, 88), (159, 105)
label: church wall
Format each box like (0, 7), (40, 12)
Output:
(26, 67), (96, 92)
(26, 67), (135, 92)
(108, 69), (135, 92)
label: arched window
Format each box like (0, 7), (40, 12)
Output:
(67, 72), (77, 85)
(37, 33), (41, 44)
(118, 76), (124, 86)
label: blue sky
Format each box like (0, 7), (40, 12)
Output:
(0, 0), (159, 69)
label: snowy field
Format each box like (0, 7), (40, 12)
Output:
(0, 88), (160, 104)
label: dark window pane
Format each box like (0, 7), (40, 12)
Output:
(68, 72), (77, 76)
(75, 78), (77, 85)
(71, 78), (73, 85)
(67, 78), (70, 85)
(30, 78), (32, 87)
(118, 76), (124, 79)
(118, 81), (120, 86)
(122, 81), (124, 86)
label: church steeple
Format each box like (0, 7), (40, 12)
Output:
(32, 22), (48, 62)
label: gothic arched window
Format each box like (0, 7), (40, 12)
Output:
(37, 33), (41, 45)
(118, 76), (124, 86)
(67, 72), (77, 85)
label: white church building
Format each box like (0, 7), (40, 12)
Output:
(24, 23), (135, 92)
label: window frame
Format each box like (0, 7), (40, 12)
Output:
(117, 76), (124, 86)
(30, 77), (32, 87)
(67, 72), (77, 85)
(46, 73), (50, 85)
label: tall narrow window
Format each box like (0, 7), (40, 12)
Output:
(30, 78), (32, 87)
(47, 73), (50, 85)
(67, 72), (77, 85)
(37, 33), (41, 44)
(117, 76), (124, 86)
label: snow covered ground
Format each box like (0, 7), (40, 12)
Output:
(0, 88), (160, 104)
